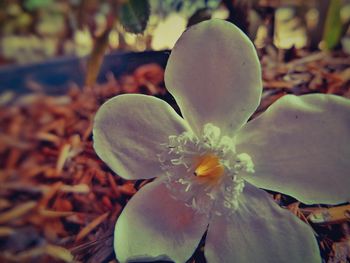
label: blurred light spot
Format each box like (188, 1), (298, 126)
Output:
(109, 30), (119, 48)
(151, 13), (186, 50)
(94, 13), (107, 36)
(306, 8), (319, 29)
(74, 29), (93, 56)
(274, 7), (306, 49)
(7, 4), (22, 16)
(124, 33), (137, 46)
(341, 37), (350, 54)
(212, 6), (229, 19)
(254, 25), (268, 49)
(341, 4), (350, 22)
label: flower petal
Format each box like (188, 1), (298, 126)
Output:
(114, 178), (209, 263)
(236, 94), (350, 204)
(93, 94), (189, 180)
(165, 19), (262, 137)
(205, 184), (321, 263)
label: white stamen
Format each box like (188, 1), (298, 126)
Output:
(158, 123), (255, 217)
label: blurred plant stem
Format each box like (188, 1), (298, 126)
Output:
(85, 26), (114, 87)
(84, 0), (150, 87)
(84, 0), (120, 87)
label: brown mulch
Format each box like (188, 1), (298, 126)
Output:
(0, 50), (349, 263)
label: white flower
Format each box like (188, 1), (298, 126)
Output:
(93, 19), (350, 263)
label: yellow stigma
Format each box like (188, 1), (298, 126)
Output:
(194, 154), (224, 180)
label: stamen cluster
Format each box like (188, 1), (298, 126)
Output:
(158, 123), (255, 217)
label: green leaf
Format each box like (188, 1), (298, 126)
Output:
(322, 0), (342, 50)
(24, 0), (53, 10)
(119, 0), (150, 34)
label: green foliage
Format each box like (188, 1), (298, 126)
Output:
(322, 0), (342, 50)
(24, 0), (53, 11)
(119, 0), (150, 34)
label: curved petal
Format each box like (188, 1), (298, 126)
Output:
(114, 178), (209, 263)
(205, 184), (321, 263)
(165, 19), (262, 137)
(236, 94), (350, 204)
(93, 94), (189, 180)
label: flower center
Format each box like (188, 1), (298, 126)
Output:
(158, 123), (255, 217)
(194, 154), (224, 179)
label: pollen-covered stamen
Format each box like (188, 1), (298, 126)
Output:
(158, 123), (255, 217)
(194, 154), (224, 181)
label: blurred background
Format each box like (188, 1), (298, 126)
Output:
(0, 0), (350, 65)
(0, 1), (350, 263)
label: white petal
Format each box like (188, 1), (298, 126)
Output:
(114, 178), (209, 263)
(93, 94), (189, 180)
(236, 94), (350, 204)
(165, 19), (262, 137)
(205, 184), (321, 263)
